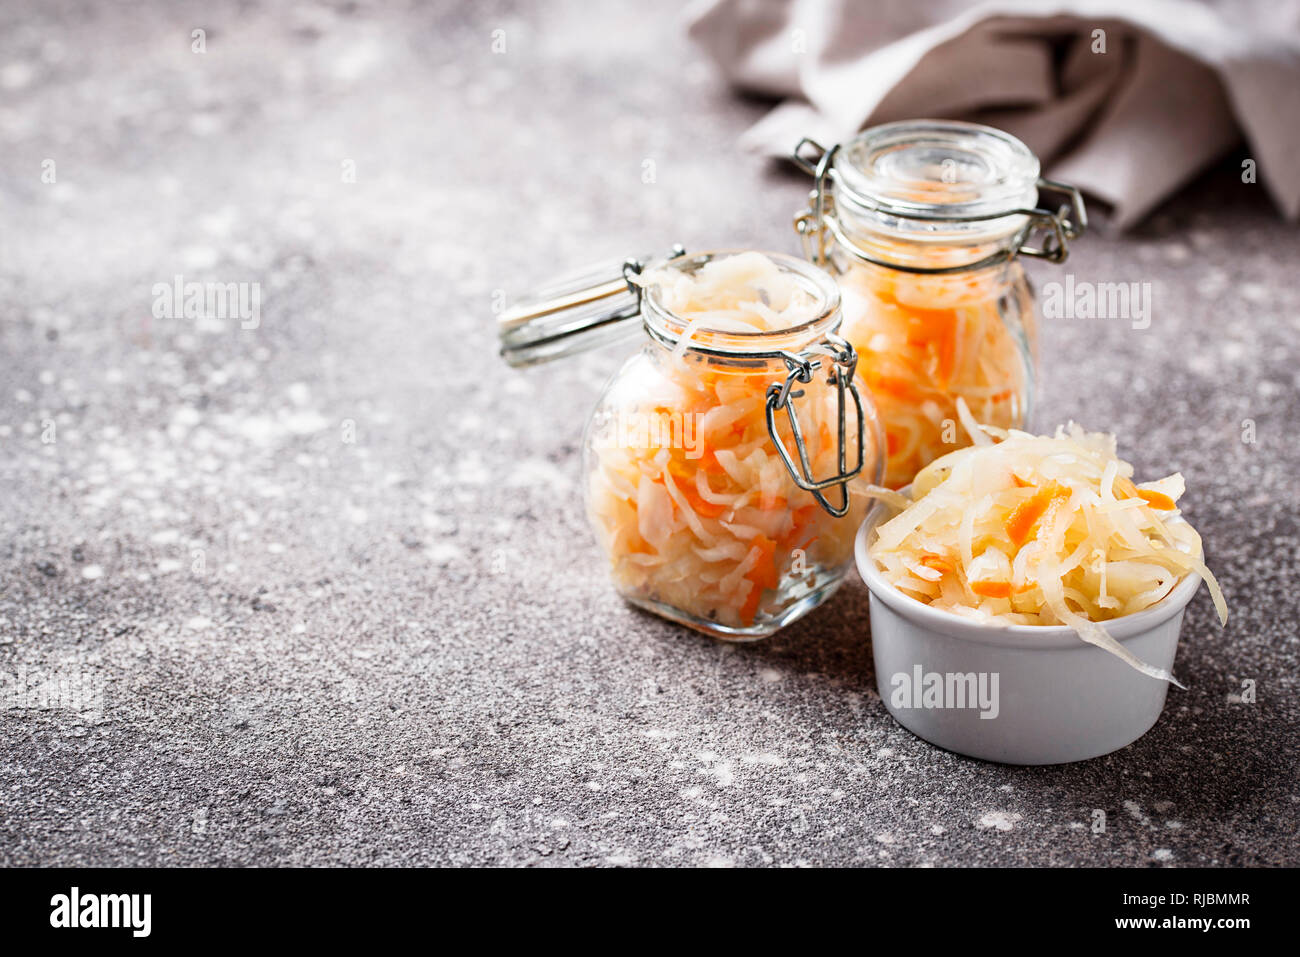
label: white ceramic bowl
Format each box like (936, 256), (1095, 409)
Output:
(854, 496), (1203, 765)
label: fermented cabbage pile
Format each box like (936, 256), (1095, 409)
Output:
(585, 253), (872, 632)
(869, 416), (1227, 683)
(839, 259), (1032, 488)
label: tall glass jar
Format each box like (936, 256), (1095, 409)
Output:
(500, 249), (885, 640)
(791, 120), (1086, 488)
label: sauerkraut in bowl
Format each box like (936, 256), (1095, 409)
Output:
(864, 411), (1227, 684)
(584, 251), (884, 639)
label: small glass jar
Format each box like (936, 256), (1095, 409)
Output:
(500, 249), (885, 640)
(791, 120), (1087, 488)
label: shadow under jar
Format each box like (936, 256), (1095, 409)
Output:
(791, 120), (1087, 489)
(500, 249), (885, 640)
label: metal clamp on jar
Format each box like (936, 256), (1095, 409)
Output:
(790, 120), (1087, 488)
(500, 248), (885, 639)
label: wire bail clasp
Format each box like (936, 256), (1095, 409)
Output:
(764, 333), (865, 518)
(792, 137), (839, 267)
(1018, 178), (1088, 263)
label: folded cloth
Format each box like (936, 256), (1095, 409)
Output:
(688, 0), (1300, 228)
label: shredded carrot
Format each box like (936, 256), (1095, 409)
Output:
(839, 260), (1030, 487)
(1004, 481), (1069, 546)
(748, 535), (780, 592)
(906, 308), (959, 384)
(920, 553), (952, 574)
(738, 582), (762, 624)
(868, 373), (923, 402)
(1136, 488), (1177, 511)
(970, 580), (1011, 598)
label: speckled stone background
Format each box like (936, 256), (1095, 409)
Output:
(1, 0), (1296, 867)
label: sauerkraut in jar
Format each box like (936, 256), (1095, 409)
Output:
(500, 249), (885, 640)
(792, 120), (1086, 488)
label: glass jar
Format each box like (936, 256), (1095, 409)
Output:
(791, 120), (1087, 488)
(500, 249), (885, 640)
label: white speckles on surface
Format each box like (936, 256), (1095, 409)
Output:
(1240, 282), (1268, 303)
(424, 542), (463, 565)
(0, 0), (1295, 870)
(504, 458), (572, 493)
(978, 812), (1023, 832)
(1123, 801), (1151, 826)
(180, 245), (221, 270)
(286, 382), (312, 408)
(710, 762), (736, 787)
(0, 61), (34, 89)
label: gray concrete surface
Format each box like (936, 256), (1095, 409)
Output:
(0, 0), (1296, 867)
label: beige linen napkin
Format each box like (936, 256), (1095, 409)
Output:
(688, 0), (1300, 227)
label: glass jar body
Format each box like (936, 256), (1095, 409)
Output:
(583, 341), (879, 640)
(826, 243), (1038, 488)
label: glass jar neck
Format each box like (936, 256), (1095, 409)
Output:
(640, 309), (842, 369)
(642, 338), (809, 374)
(638, 253), (844, 365)
(829, 192), (1028, 274)
(830, 248), (1024, 312)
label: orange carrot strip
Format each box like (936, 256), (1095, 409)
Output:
(738, 586), (761, 625)
(1136, 488), (1177, 511)
(748, 535), (780, 592)
(1005, 481), (1069, 546)
(920, 554), (952, 574)
(971, 580), (1011, 598)
(870, 374), (923, 401)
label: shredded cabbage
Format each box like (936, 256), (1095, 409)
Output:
(838, 258), (1033, 487)
(868, 413), (1227, 684)
(587, 253), (877, 630)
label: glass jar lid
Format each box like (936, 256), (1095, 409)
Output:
(792, 120), (1087, 271)
(834, 120), (1040, 226)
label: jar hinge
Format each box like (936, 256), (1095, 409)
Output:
(1019, 178), (1088, 263)
(792, 138), (840, 267)
(621, 244), (687, 308)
